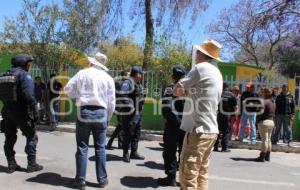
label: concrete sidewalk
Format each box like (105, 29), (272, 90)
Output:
(37, 123), (300, 154)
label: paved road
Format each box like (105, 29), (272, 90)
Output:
(0, 131), (299, 190)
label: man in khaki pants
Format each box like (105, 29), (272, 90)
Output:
(174, 39), (223, 190)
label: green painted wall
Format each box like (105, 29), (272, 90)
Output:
(217, 63), (236, 81)
(293, 110), (300, 140)
(62, 101), (164, 131)
(0, 54), (12, 109)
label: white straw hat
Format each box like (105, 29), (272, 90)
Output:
(87, 52), (109, 71)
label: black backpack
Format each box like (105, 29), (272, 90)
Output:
(0, 70), (20, 103)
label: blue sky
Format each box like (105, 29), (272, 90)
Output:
(0, 0), (238, 60)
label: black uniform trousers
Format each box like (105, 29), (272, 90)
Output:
(121, 113), (142, 153)
(162, 121), (185, 179)
(215, 114), (231, 150)
(2, 113), (38, 161)
(108, 115), (123, 148)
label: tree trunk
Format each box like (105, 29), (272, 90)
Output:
(143, 0), (154, 71)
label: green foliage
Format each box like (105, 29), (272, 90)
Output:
(101, 36), (144, 69)
(152, 35), (191, 85)
(62, 0), (109, 53)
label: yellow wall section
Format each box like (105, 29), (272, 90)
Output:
(236, 66), (263, 81)
(288, 77), (295, 97)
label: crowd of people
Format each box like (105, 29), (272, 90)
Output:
(0, 38), (296, 190)
(34, 74), (63, 130)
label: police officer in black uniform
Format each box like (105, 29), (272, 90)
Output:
(214, 83), (237, 152)
(119, 66), (145, 163)
(1, 54), (43, 173)
(158, 65), (186, 186)
(106, 69), (130, 150)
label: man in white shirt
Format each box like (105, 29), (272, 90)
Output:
(173, 39), (223, 190)
(64, 52), (115, 190)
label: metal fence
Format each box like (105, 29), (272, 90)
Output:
(29, 67), (163, 99)
(29, 66), (287, 99)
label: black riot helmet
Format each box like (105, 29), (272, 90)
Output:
(172, 65), (186, 81)
(130, 66), (144, 77)
(11, 54), (33, 67)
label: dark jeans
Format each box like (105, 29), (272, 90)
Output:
(75, 107), (108, 184)
(121, 113), (141, 153)
(215, 114), (231, 150)
(162, 121), (185, 179)
(272, 114), (292, 143)
(2, 113), (37, 161)
(50, 99), (60, 127)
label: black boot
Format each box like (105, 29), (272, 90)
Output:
(106, 139), (114, 150)
(265, 151), (270, 162)
(72, 179), (86, 190)
(27, 157), (43, 173)
(123, 151), (130, 163)
(130, 151), (145, 160)
(255, 152), (266, 162)
(157, 176), (177, 186)
(7, 158), (22, 174)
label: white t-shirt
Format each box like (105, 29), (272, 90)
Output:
(179, 62), (223, 134)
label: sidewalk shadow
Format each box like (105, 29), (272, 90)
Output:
(146, 147), (163, 151)
(0, 165), (27, 173)
(230, 157), (259, 162)
(26, 172), (74, 188)
(136, 161), (164, 170)
(26, 172), (99, 188)
(120, 176), (159, 188)
(89, 154), (123, 162)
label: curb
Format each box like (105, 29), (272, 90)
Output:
(36, 124), (300, 154)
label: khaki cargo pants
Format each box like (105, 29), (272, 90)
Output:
(179, 132), (217, 190)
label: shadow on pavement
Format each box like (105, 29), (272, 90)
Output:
(26, 172), (74, 188)
(0, 165), (27, 173)
(136, 161), (164, 170)
(120, 176), (159, 188)
(26, 172), (99, 188)
(146, 147), (163, 151)
(230, 157), (259, 162)
(89, 154), (123, 162)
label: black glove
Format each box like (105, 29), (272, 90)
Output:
(28, 104), (38, 123)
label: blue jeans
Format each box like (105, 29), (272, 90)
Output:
(272, 114), (292, 143)
(75, 107), (108, 184)
(240, 112), (256, 142)
(50, 99), (60, 126)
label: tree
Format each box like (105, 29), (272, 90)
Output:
(100, 36), (143, 69)
(107, 0), (210, 70)
(207, 0), (298, 74)
(152, 34), (191, 88)
(61, 0), (109, 53)
(0, 0), (63, 81)
(277, 36), (300, 78)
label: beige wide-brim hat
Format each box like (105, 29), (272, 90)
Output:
(87, 52), (109, 71)
(194, 39), (223, 62)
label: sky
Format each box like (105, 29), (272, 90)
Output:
(0, 0), (239, 60)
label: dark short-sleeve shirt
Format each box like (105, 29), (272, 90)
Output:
(34, 83), (45, 102)
(47, 81), (62, 100)
(219, 90), (237, 114)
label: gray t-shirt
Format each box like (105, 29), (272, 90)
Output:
(179, 62), (223, 134)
